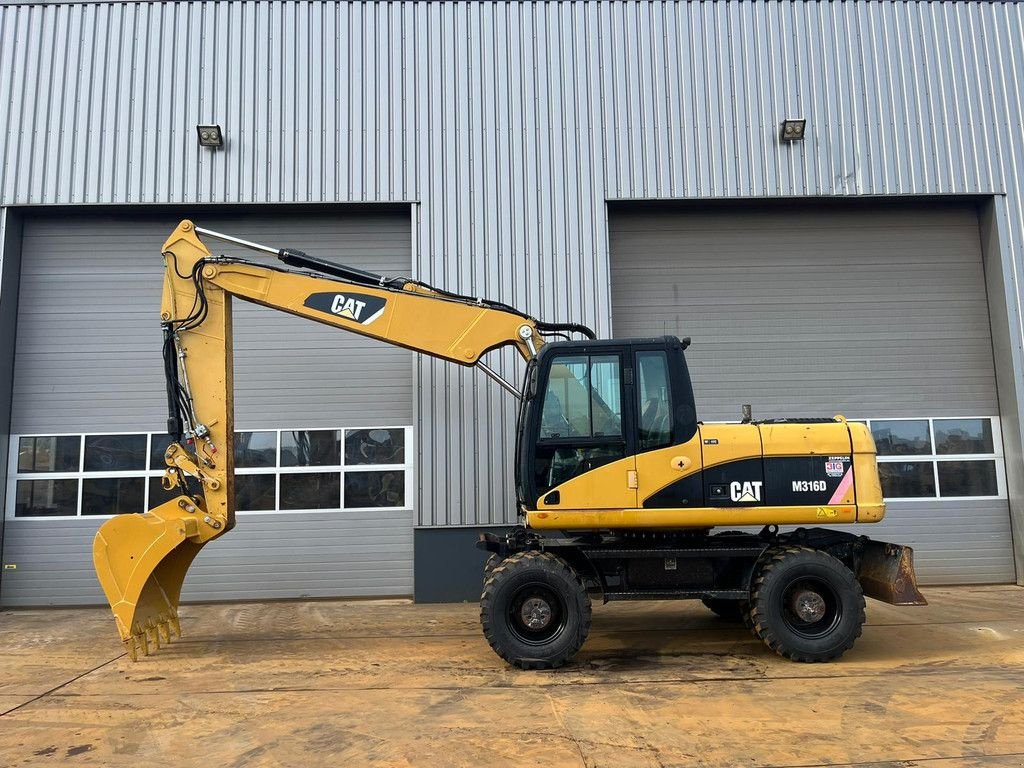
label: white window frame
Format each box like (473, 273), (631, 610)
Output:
(6, 426), (414, 521)
(866, 417), (1006, 501)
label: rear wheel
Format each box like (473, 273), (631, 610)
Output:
(480, 551), (591, 670)
(750, 546), (865, 662)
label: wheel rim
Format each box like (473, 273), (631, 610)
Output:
(780, 576), (841, 639)
(507, 582), (567, 646)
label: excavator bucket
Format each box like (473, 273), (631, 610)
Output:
(93, 498), (208, 660)
(857, 540), (928, 606)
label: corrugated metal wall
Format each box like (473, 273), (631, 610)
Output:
(0, 0), (1022, 527)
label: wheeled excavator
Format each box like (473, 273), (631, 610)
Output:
(93, 220), (926, 667)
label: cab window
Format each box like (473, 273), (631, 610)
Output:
(636, 351), (672, 451)
(540, 355), (622, 439)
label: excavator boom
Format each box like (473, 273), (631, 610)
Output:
(92, 220), (579, 659)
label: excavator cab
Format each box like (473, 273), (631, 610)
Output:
(516, 336), (696, 511)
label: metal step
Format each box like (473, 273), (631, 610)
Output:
(603, 589), (748, 601)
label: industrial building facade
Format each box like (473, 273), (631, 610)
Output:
(1, 0), (1022, 606)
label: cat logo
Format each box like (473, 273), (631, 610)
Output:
(303, 291), (387, 326)
(730, 481), (763, 503)
(331, 294), (366, 319)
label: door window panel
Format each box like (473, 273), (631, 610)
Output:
(871, 420), (931, 456)
(280, 472), (341, 510)
(84, 434), (147, 472)
(281, 430), (341, 467)
(18, 436), (80, 473)
(235, 474), (277, 511)
(345, 428), (405, 465)
(344, 470), (406, 508)
(933, 419), (994, 455)
(82, 477), (145, 515)
(878, 462), (936, 498)
(937, 461), (998, 497)
(637, 351), (672, 451)
(235, 431), (278, 468)
(15, 479), (79, 517)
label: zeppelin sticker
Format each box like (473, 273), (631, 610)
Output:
(825, 456), (850, 477)
(304, 292), (387, 326)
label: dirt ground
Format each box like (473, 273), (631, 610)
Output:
(1, 585), (1023, 768)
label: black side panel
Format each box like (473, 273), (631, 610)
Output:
(642, 455), (855, 509)
(764, 455), (852, 506)
(704, 457), (765, 507)
(643, 472), (704, 508)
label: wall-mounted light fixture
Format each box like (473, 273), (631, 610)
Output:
(780, 118), (806, 142)
(196, 124), (224, 148)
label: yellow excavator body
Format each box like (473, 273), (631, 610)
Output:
(92, 220), (925, 665)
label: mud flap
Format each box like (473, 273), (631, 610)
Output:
(857, 540), (927, 606)
(92, 498), (209, 659)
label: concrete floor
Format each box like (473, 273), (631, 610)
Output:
(1, 586), (1023, 767)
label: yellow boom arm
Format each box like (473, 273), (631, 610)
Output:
(93, 220), (558, 659)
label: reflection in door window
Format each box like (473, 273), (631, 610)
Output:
(540, 355), (622, 439)
(637, 351), (672, 451)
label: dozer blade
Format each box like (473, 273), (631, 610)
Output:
(858, 540), (928, 606)
(93, 498), (208, 660)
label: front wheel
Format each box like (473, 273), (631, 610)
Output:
(750, 546), (865, 662)
(480, 551), (591, 670)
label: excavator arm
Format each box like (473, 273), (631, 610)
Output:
(92, 220), (589, 659)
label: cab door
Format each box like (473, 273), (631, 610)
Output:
(633, 346), (705, 509)
(530, 349), (636, 510)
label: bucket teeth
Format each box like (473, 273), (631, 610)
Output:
(124, 612), (181, 661)
(126, 636), (139, 663)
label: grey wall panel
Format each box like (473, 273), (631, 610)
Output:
(610, 203), (999, 419)
(0, 510), (414, 606)
(980, 198), (1024, 582)
(610, 201), (1014, 584)
(0, 1), (1022, 531)
(11, 211), (413, 433)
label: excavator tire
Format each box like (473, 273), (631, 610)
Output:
(480, 551), (591, 670)
(483, 553), (503, 581)
(750, 545), (865, 662)
(701, 597), (748, 623)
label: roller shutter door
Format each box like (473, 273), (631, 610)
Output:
(2, 209), (414, 605)
(610, 202), (1014, 584)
